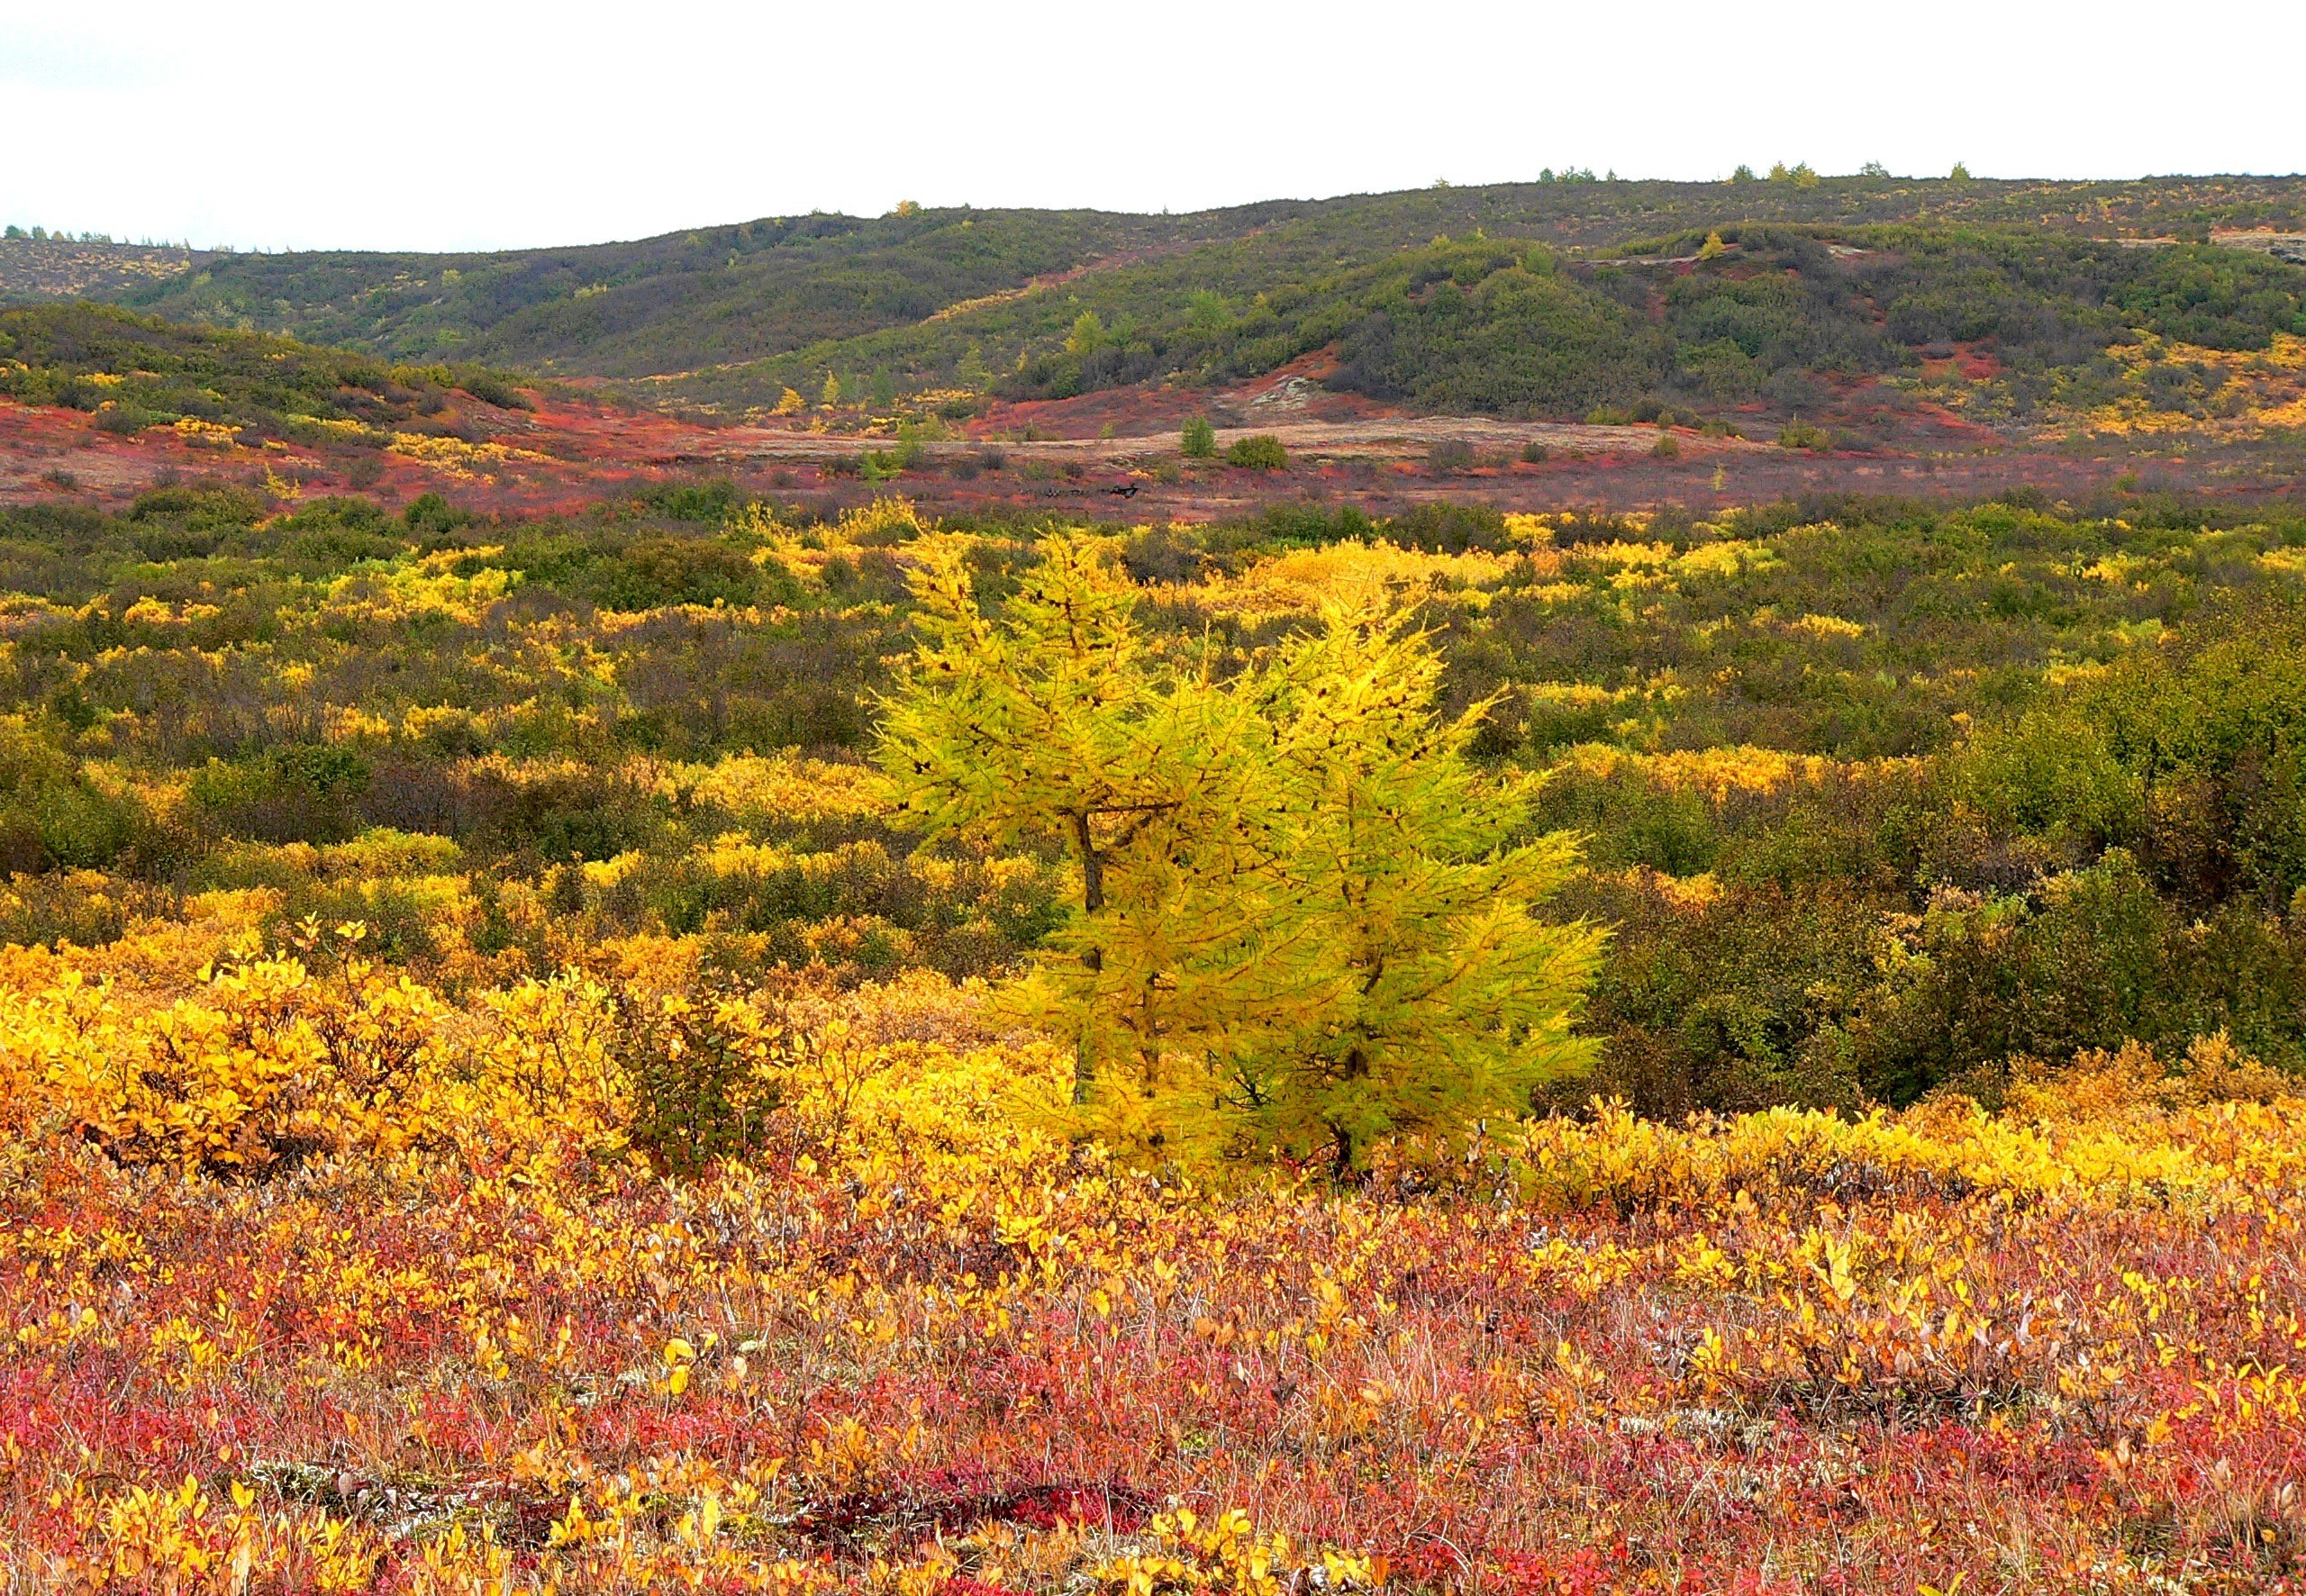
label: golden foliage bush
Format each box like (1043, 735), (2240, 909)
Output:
(5, 929), (449, 1175)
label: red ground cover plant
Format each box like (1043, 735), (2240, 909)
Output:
(2, 953), (2303, 1592)
(5, 376), (2301, 529)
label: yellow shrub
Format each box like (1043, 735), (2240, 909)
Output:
(7, 939), (450, 1175)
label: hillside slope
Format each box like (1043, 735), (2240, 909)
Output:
(4, 174), (2305, 426)
(660, 221), (2306, 426)
(0, 235), (196, 301)
(0, 302), (535, 448)
(107, 206), (1297, 376)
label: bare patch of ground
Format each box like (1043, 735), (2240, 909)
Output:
(2, 384), (2300, 525)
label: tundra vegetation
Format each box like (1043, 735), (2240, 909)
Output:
(9, 174), (2306, 427)
(0, 478), (2303, 1591)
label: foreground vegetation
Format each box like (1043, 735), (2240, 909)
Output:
(5, 946), (2306, 1591)
(0, 484), (2296, 1104)
(0, 479), (2303, 1589)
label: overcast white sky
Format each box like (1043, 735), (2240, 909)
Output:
(5, 0), (2303, 253)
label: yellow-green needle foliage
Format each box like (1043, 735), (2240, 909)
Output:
(879, 538), (1602, 1176)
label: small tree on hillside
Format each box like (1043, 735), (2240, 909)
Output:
(1181, 416), (1217, 458)
(876, 538), (1259, 1101)
(878, 540), (1602, 1175)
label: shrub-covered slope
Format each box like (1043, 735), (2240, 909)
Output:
(5, 173), (2303, 421)
(687, 222), (2306, 422)
(0, 302), (533, 448)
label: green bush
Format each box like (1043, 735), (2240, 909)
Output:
(1181, 417), (1217, 458)
(0, 718), (148, 872)
(1225, 433), (1288, 470)
(131, 484), (264, 530)
(612, 976), (783, 1178)
(92, 405), (157, 435)
(187, 744), (373, 845)
(1832, 843), (2299, 1102)
(644, 479), (741, 523)
(591, 538), (766, 610)
(1428, 440), (1475, 474)
(1254, 503), (1378, 548)
(458, 530), (779, 612)
(451, 368), (532, 411)
(1385, 502), (1510, 552)
(403, 492), (469, 540)
(1944, 598), (2306, 909)
(1549, 875), (1878, 1117)
(272, 497), (404, 568)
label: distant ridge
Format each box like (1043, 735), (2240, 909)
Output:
(5, 174), (2304, 426)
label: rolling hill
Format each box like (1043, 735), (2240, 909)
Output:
(3, 173), (2305, 431)
(0, 302), (535, 449)
(661, 221), (2306, 431)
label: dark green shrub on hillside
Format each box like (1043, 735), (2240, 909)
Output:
(1946, 597), (2306, 910)
(268, 497), (405, 568)
(1331, 256), (1664, 416)
(129, 485), (264, 530)
(1119, 525), (1203, 585)
(472, 763), (667, 862)
(92, 404), (157, 435)
(0, 718), (147, 873)
(277, 496), (389, 535)
(451, 368), (531, 411)
(590, 539), (766, 610)
(1225, 434), (1288, 470)
(1428, 440), (1476, 474)
(1385, 502), (1511, 552)
(403, 492), (471, 542)
(458, 530), (785, 612)
(1255, 503), (1377, 548)
(1844, 852), (2306, 1101)
(645, 479), (742, 523)
(188, 743), (373, 845)
(1951, 712), (2142, 863)
(612, 975), (783, 1178)
(1550, 875), (1880, 1117)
